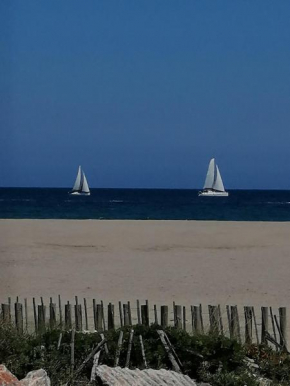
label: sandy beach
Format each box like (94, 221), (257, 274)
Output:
(1, 219), (290, 311)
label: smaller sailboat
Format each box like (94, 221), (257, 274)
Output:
(69, 166), (90, 196)
(198, 158), (228, 197)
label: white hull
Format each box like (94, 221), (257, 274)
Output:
(70, 191), (90, 196)
(198, 190), (229, 197)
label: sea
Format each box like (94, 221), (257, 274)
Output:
(1, 188), (290, 221)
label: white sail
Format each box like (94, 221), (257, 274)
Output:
(203, 158), (215, 189)
(213, 165), (225, 192)
(81, 172), (90, 193)
(72, 166), (82, 191)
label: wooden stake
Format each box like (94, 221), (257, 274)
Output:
(24, 298), (28, 332)
(119, 301), (123, 328)
(96, 304), (103, 331)
(15, 303), (23, 334)
(270, 307), (277, 350)
(101, 300), (106, 331)
(208, 305), (219, 334)
(114, 330), (123, 367)
(244, 306), (253, 344)
(93, 299), (97, 330)
(157, 330), (182, 373)
(125, 329), (134, 368)
(174, 305), (182, 329)
(108, 303), (115, 330)
(141, 304), (149, 326)
(71, 329), (75, 376)
(65, 302), (72, 330)
(137, 300), (141, 324)
(139, 335), (148, 368)
(161, 305), (168, 328)
(127, 301), (132, 326)
(49, 302), (56, 330)
(84, 298), (88, 331)
(123, 303), (130, 326)
(279, 307), (287, 350)
(58, 295), (62, 328)
(154, 305), (158, 324)
(261, 307), (268, 344)
(33, 297), (37, 333)
(252, 306), (259, 345)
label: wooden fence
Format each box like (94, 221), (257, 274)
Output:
(0, 296), (287, 351)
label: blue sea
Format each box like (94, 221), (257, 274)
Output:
(1, 188), (290, 221)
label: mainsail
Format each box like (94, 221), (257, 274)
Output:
(203, 159), (225, 192)
(71, 166), (90, 194)
(73, 166), (82, 192)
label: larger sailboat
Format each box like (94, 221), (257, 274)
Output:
(69, 166), (90, 196)
(198, 158), (228, 197)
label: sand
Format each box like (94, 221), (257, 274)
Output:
(0, 219), (290, 312)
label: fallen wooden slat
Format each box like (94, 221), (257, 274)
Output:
(139, 335), (148, 369)
(157, 330), (182, 374)
(114, 330), (123, 367)
(125, 329), (134, 368)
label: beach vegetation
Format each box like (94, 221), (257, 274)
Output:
(0, 321), (289, 385)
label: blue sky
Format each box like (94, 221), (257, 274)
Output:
(1, 1), (290, 189)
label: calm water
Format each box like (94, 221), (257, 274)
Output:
(1, 188), (290, 221)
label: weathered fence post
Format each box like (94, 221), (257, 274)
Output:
(119, 301), (123, 328)
(84, 298), (88, 331)
(244, 306), (253, 344)
(114, 331), (123, 367)
(174, 305), (182, 329)
(136, 300), (141, 324)
(33, 298), (37, 332)
(193, 305), (202, 334)
(38, 304), (46, 334)
(49, 299), (56, 330)
(65, 302), (72, 330)
(125, 329), (134, 368)
(15, 302), (23, 333)
(261, 307), (268, 344)
(141, 304), (149, 326)
(183, 306), (186, 331)
(24, 298), (28, 332)
(127, 301), (132, 326)
(208, 305), (220, 334)
(123, 303), (130, 326)
(96, 304), (103, 331)
(1, 304), (11, 324)
(231, 305), (241, 342)
(93, 299), (97, 330)
(154, 305), (158, 324)
(161, 306), (168, 328)
(58, 295), (63, 329)
(108, 303), (115, 330)
(279, 307), (287, 349)
(74, 299), (82, 331)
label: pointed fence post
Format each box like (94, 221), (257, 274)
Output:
(15, 302), (23, 334)
(108, 303), (115, 330)
(261, 307), (268, 344)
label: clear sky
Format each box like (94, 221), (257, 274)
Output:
(1, 1), (290, 189)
